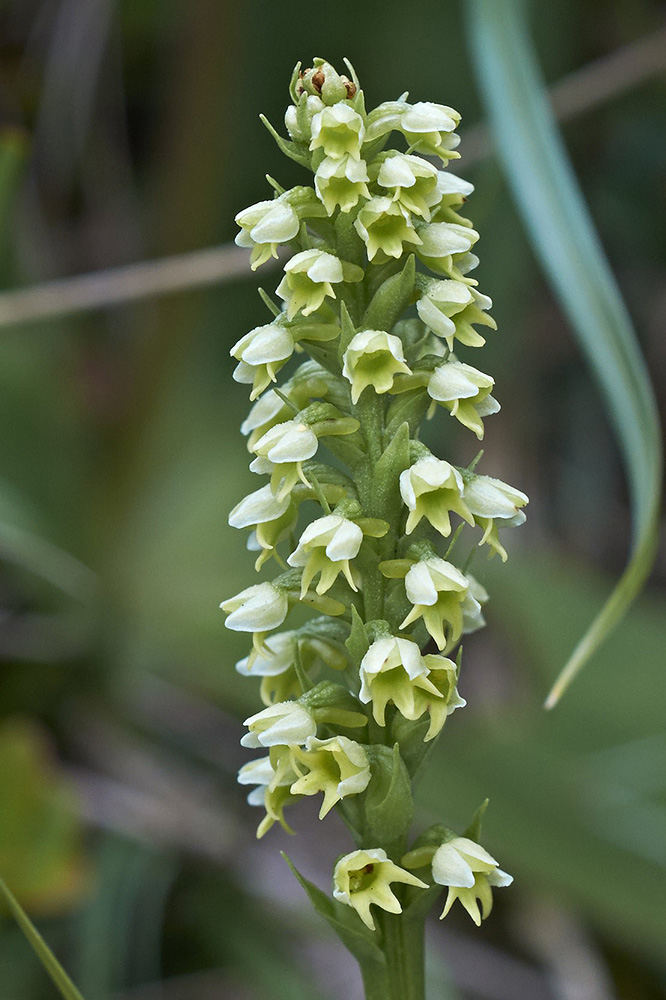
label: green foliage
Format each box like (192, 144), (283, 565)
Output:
(0, 719), (87, 917)
(467, 0), (663, 704)
(0, 875), (86, 1000)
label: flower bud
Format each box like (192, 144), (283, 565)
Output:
(285, 94), (325, 142)
(299, 60), (353, 105)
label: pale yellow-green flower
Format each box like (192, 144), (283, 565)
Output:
(354, 196), (422, 261)
(427, 361), (500, 440)
(287, 514), (363, 597)
(250, 419), (319, 500)
(276, 249), (363, 319)
(399, 456), (473, 537)
(310, 103), (365, 159)
(373, 150), (440, 220)
(333, 848), (428, 930)
(235, 197), (300, 270)
(230, 322), (294, 400)
(399, 557), (470, 652)
(342, 329), (411, 404)
(463, 474), (529, 561)
(314, 155), (371, 215)
(290, 735), (371, 818)
(431, 837), (513, 925)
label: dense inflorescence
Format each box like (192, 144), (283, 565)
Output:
(224, 58), (527, 940)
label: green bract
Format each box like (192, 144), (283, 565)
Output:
(226, 57), (527, 994)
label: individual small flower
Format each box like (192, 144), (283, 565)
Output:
(399, 457), (473, 537)
(298, 60), (355, 104)
(411, 655), (466, 741)
(221, 583), (288, 652)
(431, 837), (513, 925)
(398, 101), (461, 159)
(463, 474), (529, 561)
(359, 636), (444, 727)
(236, 630), (302, 705)
(290, 735), (371, 818)
(400, 557), (470, 651)
(314, 155), (370, 215)
(241, 700), (316, 749)
(287, 514), (363, 597)
(240, 362), (333, 449)
(228, 484), (296, 568)
(432, 170), (475, 212)
(354, 196), (422, 261)
(237, 755), (300, 838)
(235, 197), (300, 270)
(374, 151), (440, 220)
(416, 222), (479, 278)
(231, 322), (294, 400)
(276, 249), (363, 320)
(310, 103), (365, 159)
(342, 330), (411, 404)
(284, 94), (325, 142)
(333, 848), (428, 930)
(416, 278), (476, 342)
(427, 361), (500, 440)
(451, 289), (497, 349)
(250, 419), (319, 500)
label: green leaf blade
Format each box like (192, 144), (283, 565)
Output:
(466, 0), (662, 705)
(0, 875), (87, 1000)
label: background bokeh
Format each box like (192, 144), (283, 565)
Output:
(1, 1), (665, 998)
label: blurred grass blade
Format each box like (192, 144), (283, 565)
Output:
(0, 518), (98, 603)
(0, 126), (28, 244)
(0, 875), (87, 1000)
(466, 0), (662, 706)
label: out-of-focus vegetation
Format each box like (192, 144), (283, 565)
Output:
(0, 1), (664, 998)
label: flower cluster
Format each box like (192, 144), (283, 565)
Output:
(225, 58), (526, 944)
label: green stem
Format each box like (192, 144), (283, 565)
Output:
(374, 912), (426, 1000)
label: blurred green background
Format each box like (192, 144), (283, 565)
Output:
(0, 1), (665, 998)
